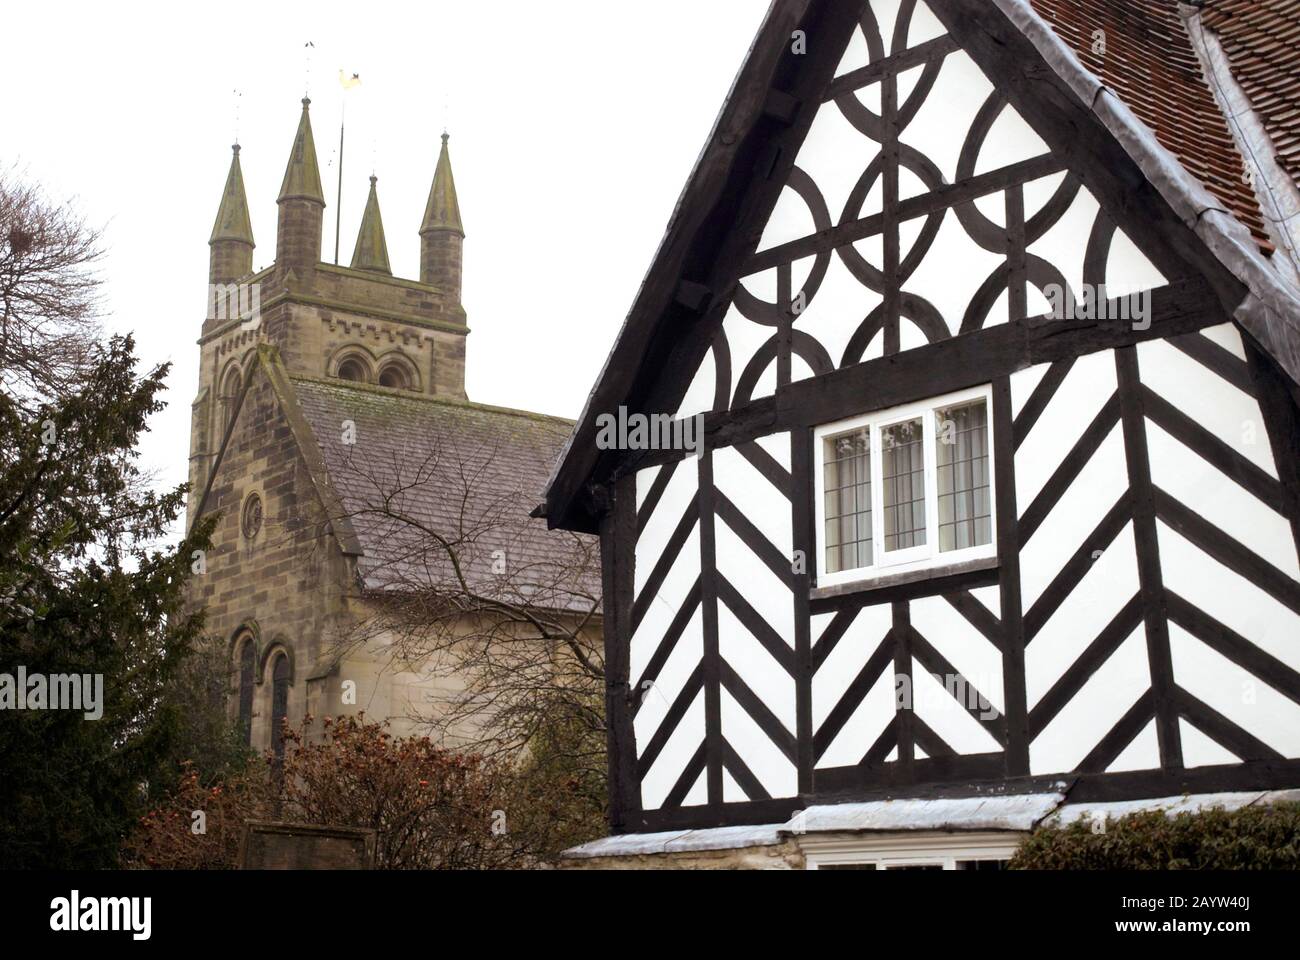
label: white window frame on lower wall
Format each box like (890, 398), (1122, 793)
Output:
(800, 830), (1024, 870)
(812, 383), (997, 590)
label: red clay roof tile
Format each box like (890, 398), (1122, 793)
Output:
(1201, 0), (1300, 188)
(1030, 0), (1284, 251)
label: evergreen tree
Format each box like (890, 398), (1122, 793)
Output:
(0, 171), (217, 868)
(0, 337), (216, 867)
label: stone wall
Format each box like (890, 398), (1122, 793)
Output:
(187, 358), (525, 752)
(187, 363), (355, 753)
(184, 187), (532, 754)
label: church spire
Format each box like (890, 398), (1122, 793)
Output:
(276, 97), (325, 273)
(419, 132), (465, 301)
(211, 144), (254, 245)
(278, 97), (325, 203)
(209, 144), (254, 286)
(350, 175), (391, 274)
(420, 133), (463, 236)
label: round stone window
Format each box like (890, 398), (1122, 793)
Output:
(241, 493), (263, 540)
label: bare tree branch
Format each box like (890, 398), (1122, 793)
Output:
(0, 165), (104, 409)
(318, 425), (606, 785)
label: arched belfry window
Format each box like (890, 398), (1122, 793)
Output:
(271, 653), (290, 760)
(330, 347), (378, 385)
(337, 357), (368, 382)
(378, 364), (408, 390)
(236, 636), (255, 746)
(375, 353), (420, 393)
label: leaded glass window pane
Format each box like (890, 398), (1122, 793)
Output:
(882, 419), (926, 551)
(237, 639), (255, 747)
(272, 655), (290, 761)
(823, 429), (872, 573)
(935, 400), (991, 552)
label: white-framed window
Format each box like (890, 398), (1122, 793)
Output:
(801, 830), (1022, 870)
(813, 384), (996, 588)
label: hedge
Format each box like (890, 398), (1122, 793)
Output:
(1010, 803), (1300, 869)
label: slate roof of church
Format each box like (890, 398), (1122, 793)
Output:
(291, 376), (600, 613)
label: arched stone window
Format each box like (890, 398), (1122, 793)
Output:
(221, 365), (242, 430)
(378, 364), (408, 389)
(375, 352), (420, 392)
(271, 653), (291, 760)
(329, 346), (378, 385)
(337, 357), (368, 382)
(236, 635), (255, 746)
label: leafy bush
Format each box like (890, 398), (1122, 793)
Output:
(122, 759), (275, 870)
(125, 714), (579, 869)
(1011, 803), (1300, 869)
(278, 714), (517, 869)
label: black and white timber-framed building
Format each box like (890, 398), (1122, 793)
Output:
(545, 0), (1300, 868)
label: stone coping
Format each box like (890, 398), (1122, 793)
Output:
(563, 824), (785, 860)
(563, 788), (1300, 860)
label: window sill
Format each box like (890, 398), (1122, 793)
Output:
(810, 555), (1000, 603)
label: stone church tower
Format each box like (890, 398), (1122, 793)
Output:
(192, 97), (469, 512)
(187, 99), (592, 755)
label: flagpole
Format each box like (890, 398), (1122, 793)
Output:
(334, 98), (345, 265)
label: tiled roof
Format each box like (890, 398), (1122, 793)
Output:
(293, 377), (600, 612)
(1201, 0), (1300, 185)
(1030, 0), (1276, 249)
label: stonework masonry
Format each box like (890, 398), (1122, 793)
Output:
(186, 98), (496, 754)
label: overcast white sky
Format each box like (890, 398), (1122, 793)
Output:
(2, 0), (768, 500)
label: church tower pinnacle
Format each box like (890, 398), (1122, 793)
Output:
(209, 144), (254, 286)
(350, 175), (391, 274)
(195, 97), (469, 437)
(276, 97), (325, 275)
(419, 132), (464, 302)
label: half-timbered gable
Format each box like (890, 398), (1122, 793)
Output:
(547, 0), (1300, 859)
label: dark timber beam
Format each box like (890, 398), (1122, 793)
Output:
(823, 34), (960, 100)
(599, 474), (640, 833)
(769, 278), (1225, 433)
(624, 277), (1227, 471)
(763, 88), (802, 124)
(745, 153), (1065, 275)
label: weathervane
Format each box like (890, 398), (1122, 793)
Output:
(303, 40), (315, 96)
